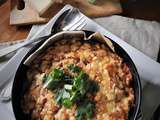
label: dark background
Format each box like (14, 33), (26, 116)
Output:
(121, 0), (160, 22)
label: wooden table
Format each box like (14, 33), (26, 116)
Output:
(0, 0), (31, 43)
(0, 0), (160, 43)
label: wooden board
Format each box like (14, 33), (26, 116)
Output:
(0, 0), (30, 43)
(0, 0), (63, 43)
(10, 0), (63, 25)
(10, 0), (48, 25)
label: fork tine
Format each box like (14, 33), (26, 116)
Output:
(69, 18), (86, 31)
(75, 20), (87, 31)
(63, 15), (85, 31)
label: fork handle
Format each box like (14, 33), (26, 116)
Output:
(0, 35), (49, 58)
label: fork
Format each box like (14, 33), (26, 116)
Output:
(0, 9), (86, 58)
(0, 7), (87, 102)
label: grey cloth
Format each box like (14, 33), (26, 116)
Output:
(0, 15), (160, 120)
(94, 15), (160, 61)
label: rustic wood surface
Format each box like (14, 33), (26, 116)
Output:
(0, 0), (31, 43)
(0, 0), (63, 43)
(10, 0), (48, 25)
(0, 0), (159, 43)
(10, 0), (64, 25)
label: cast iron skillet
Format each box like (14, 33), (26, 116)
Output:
(12, 31), (142, 120)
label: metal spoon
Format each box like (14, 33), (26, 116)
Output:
(0, 8), (73, 58)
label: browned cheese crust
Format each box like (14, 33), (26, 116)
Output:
(22, 39), (134, 120)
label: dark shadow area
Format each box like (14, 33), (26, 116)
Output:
(17, 0), (25, 10)
(158, 48), (160, 63)
(121, 0), (160, 22)
(0, 0), (7, 6)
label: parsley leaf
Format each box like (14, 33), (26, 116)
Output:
(55, 88), (64, 104)
(76, 99), (95, 120)
(42, 65), (99, 120)
(88, 0), (96, 4)
(43, 68), (64, 90)
(63, 99), (73, 108)
(68, 64), (81, 73)
(50, 68), (64, 79)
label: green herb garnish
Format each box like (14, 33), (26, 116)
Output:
(76, 99), (95, 120)
(43, 69), (64, 90)
(68, 64), (81, 73)
(88, 0), (96, 4)
(43, 64), (99, 120)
